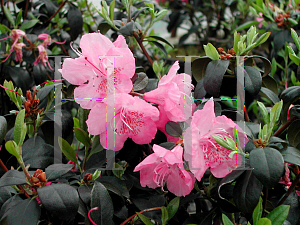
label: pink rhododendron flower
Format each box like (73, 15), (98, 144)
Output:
(38, 33), (66, 47)
(183, 98), (248, 181)
(1, 29), (26, 63)
(134, 144), (195, 196)
(61, 33), (135, 109)
(144, 61), (195, 122)
(33, 45), (53, 70)
(86, 93), (159, 151)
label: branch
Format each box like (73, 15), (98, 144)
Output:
(273, 116), (297, 137)
(132, 31), (153, 67)
(278, 166), (300, 206)
(120, 207), (161, 225)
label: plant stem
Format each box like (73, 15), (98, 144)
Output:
(24, 0), (30, 19)
(273, 116), (297, 137)
(46, 0), (68, 23)
(244, 105), (250, 122)
(278, 166), (300, 206)
(132, 31), (154, 67)
(120, 207), (161, 225)
(85, 0), (98, 27)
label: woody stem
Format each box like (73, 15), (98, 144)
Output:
(120, 207), (162, 225)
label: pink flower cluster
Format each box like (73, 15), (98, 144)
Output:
(61, 32), (248, 197)
(0, 29), (65, 69)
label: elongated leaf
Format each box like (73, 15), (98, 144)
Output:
(74, 127), (91, 148)
(137, 212), (155, 225)
(291, 28), (300, 51)
(147, 35), (174, 48)
(5, 140), (19, 159)
(244, 66), (262, 96)
(3, 6), (15, 27)
(90, 181), (114, 225)
(161, 206), (168, 225)
(203, 60), (229, 97)
(280, 86), (300, 123)
(257, 218), (271, 225)
(58, 137), (77, 163)
(233, 170), (263, 213)
(266, 205), (290, 225)
(204, 43), (219, 60)
(165, 121), (182, 137)
(192, 57), (212, 82)
(222, 214), (234, 225)
(281, 147), (300, 166)
(255, 32), (271, 47)
(260, 87), (280, 104)
(0, 170), (26, 187)
(148, 40), (167, 57)
(14, 109), (26, 146)
(109, 0), (115, 20)
(287, 119), (300, 149)
(20, 19), (39, 30)
(235, 21), (259, 31)
(167, 197), (179, 221)
(253, 197), (263, 225)
(289, 53), (300, 65)
(257, 101), (269, 124)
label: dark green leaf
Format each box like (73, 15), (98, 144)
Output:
(98, 22), (112, 35)
(90, 181), (114, 225)
(58, 137), (77, 163)
(159, 142), (176, 150)
(36, 84), (54, 102)
(218, 169), (246, 199)
(161, 206), (168, 225)
(0, 170), (26, 187)
(37, 184), (79, 220)
(137, 212), (155, 225)
(98, 176), (129, 199)
(247, 55), (271, 77)
(147, 35), (174, 48)
(1, 198), (40, 225)
(266, 205), (290, 225)
(78, 107), (89, 132)
(260, 87), (280, 104)
(289, 105), (300, 117)
(287, 119), (300, 149)
(244, 66), (262, 96)
(233, 170), (263, 213)
(3, 6), (15, 27)
(74, 127), (91, 148)
(249, 147), (284, 188)
(20, 19), (39, 30)
(22, 136), (54, 169)
(45, 164), (75, 180)
(67, 4), (83, 40)
(87, 135), (104, 161)
(148, 40), (167, 57)
(280, 86), (300, 123)
(203, 60), (230, 97)
(194, 79), (207, 99)
(165, 121), (182, 137)
(133, 72), (149, 91)
(0, 116), (8, 144)
(119, 21), (137, 36)
(262, 75), (278, 95)
(167, 197), (179, 221)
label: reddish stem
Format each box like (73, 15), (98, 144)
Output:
(273, 116), (297, 137)
(129, 91), (144, 97)
(120, 207), (162, 225)
(0, 84), (22, 96)
(244, 105), (249, 122)
(40, 79), (66, 86)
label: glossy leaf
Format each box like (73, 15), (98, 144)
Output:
(260, 87), (280, 104)
(167, 197), (179, 221)
(133, 72), (149, 91)
(5, 140), (19, 159)
(280, 86), (300, 123)
(20, 19), (39, 30)
(37, 184), (79, 220)
(137, 212), (155, 225)
(233, 170), (263, 213)
(253, 197), (263, 225)
(222, 214), (234, 225)
(203, 60), (230, 97)
(90, 181), (114, 225)
(257, 218), (271, 225)
(14, 109), (26, 146)
(287, 119), (300, 149)
(266, 205), (290, 225)
(3, 6), (15, 27)
(249, 147), (284, 188)
(192, 57), (212, 82)
(165, 121), (182, 137)
(74, 127), (91, 148)
(45, 164), (75, 180)
(58, 137), (77, 163)
(0, 170), (26, 187)
(244, 66), (262, 96)
(204, 43), (219, 60)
